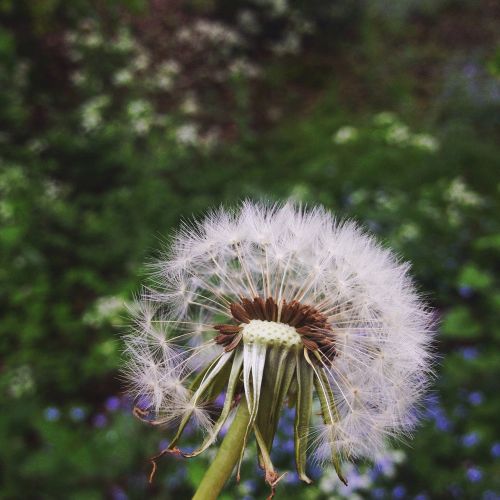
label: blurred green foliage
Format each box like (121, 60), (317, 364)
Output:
(0, 0), (499, 498)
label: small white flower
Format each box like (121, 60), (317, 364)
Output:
(333, 126), (358, 144)
(127, 100), (149, 117)
(446, 177), (482, 207)
(175, 124), (198, 145)
(81, 96), (109, 131)
(83, 296), (126, 326)
(180, 94), (199, 115)
(132, 51), (150, 71)
(411, 133), (439, 152)
(229, 59), (261, 78)
(124, 201), (434, 493)
(385, 123), (410, 144)
(113, 68), (133, 86)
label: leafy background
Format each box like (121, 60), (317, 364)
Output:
(1, 0), (499, 498)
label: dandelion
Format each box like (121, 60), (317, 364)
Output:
(123, 201), (434, 499)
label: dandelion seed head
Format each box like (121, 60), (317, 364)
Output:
(123, 201), (434, 485)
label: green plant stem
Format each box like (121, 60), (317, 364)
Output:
(192, 396), (251, 500)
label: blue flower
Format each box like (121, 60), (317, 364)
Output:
(483, 491), (500, 500)
(458, 285), (473, 299)
(69, 407), (86, 421)
(491, 442), (500, 458)
(393, 485), (406, 499)
(283, 439), (294, 453)
(460, 346), (478, 360)
(105, 396), (121, 412)
(110, 486), (128, 500)
(425, 398), (453, 431)
(461, 432), (479, 447)
(93, 413), (108, 428)
(215, 392), (226, 407)
(414, 494), (429, 500)
(372, 488), (386, 499)
(468, 392), (484, 406)
(44, 407), (60, 422)
(435, 414), (452, 431)
(284, 472), (300, 485)
(466, 467), (482, 482)
(136, 395), (152, 410)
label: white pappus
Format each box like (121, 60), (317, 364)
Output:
(122, 200), (435, 492)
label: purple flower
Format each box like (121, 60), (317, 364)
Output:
(425, 397), (453, 431)
(136, 395), (152, 410)
(283, 439), (294, 453)
(44, 407), (60, 422)
(392, 485), (406, 499)
(483, 491), (500, 500)
(458, 285), (473, 299)
(461, 432), (479, 447)
(110, 486), (128, 500)
(69, 407), (86, 422)
(93, 413), (108, 428)
(415, 494), (429, 500)
(284, 472), (300, 485)
(372, 488), (386, 499)
(375, 456), (394, 475)
(466, 467), (482, 482)
(435, 414), (451, 431)
(468, 392), (483, 406)
(460, 347), (478, 360)
(105, 396), (121, 412)
(491, 442), (500, 458)
(215, 392), (226, 407)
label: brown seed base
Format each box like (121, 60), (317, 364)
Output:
(214, 296), (336, 362)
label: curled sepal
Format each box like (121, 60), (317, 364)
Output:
(168, 351), (234, 451)
(256, 346), (297, 464)
(254, 425), (287, 500)
(294, 352), (314, 484)
(236, 341), (267, 479)
(305, 350), (348, 486)
(182, 348), (244, 458)
(189, 354), (232, 401)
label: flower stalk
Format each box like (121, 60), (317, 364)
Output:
(193, 396), (251, 500)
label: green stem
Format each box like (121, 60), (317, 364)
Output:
(192, 396), (251, 500)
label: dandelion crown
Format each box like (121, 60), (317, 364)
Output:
(124, 201), (434, 498)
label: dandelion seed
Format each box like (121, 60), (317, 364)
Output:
(123, 201), (434, 497)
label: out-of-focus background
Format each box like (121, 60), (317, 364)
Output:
(1, 1), (499, 498)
